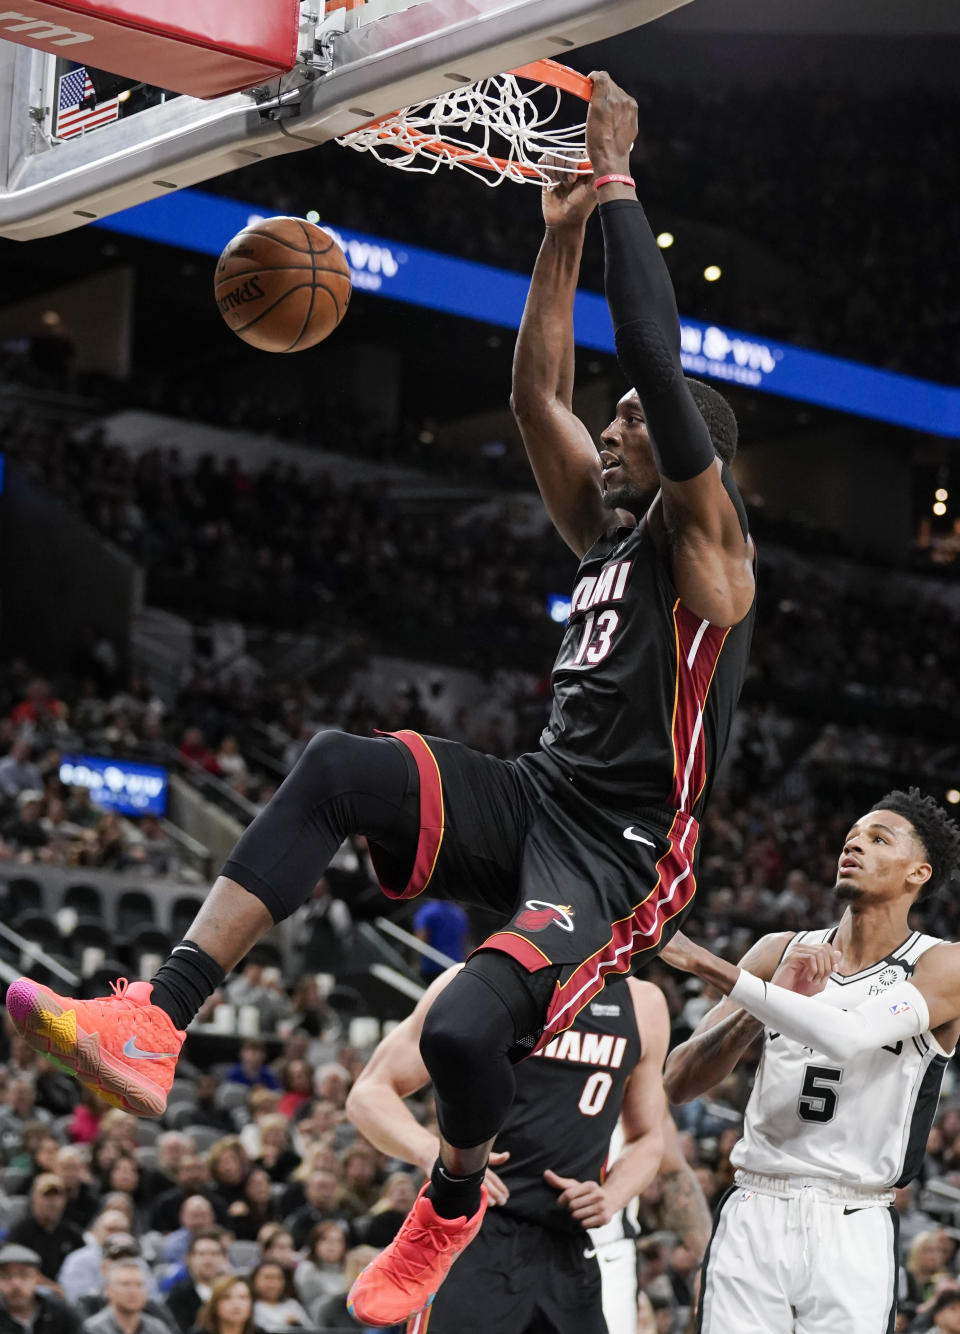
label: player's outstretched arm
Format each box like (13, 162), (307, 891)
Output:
(662, 931), (960, 1062)
(587, 72), (755, 627)
(344, 970), (449, 1174)
(663, 931), (793, 1104)
(510, 163), (608, 557)
(345, 965), (511, 1204)
(545, 980), (670, 1227)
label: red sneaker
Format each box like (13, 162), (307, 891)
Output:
(347, 1182), (487, 1327)
(6, 976), (184, 1117)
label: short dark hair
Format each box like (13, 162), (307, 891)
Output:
(686, 378), (738, 465)
(187, 1228), (226, 1257)
(929, 1287), (960, 1318)
(871, 787), (960, 899)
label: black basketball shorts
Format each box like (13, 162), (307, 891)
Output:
(367, 731), (699, 1049)
(414, 1208), (607, 1334)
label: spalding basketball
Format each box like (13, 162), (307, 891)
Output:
(214, 216), (352, 353)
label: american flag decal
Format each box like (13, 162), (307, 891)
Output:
(56, 67), (119, 140)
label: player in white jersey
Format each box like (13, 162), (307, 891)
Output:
(661, 787), (960, 1333)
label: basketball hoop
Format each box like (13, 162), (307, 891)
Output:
(336, 60), (593, 187)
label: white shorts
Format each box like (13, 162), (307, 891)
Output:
(594, 1238), (638, 1334)
(699, 1171), (898, 1334)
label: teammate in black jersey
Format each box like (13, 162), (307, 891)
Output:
(11, 73), (755, 1328)
(346, 967), (710, 1334)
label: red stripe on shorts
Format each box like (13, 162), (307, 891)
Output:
(536, 812), (699, 1049)
(367, 730), (444, 901)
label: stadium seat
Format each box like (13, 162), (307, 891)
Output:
(81, 960), (132, 998)
(164, 1103), (199, 1131)
(66, 916), (111, 962)
(64, 883), (105, 918)
(116, 890), (156, 933)
(227, 1240), (261, 1271)
(171, 896), (203, 939)
(135, 1120), (161, 1146)
(12, 910), (65, 953)
(167, 1078), (199, 1108)
(5, 876), (45, 916)
(215, 1082), (251, 1114)
(182, 1124), (223, 1154)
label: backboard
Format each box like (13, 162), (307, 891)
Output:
(0, 0), (692, 241)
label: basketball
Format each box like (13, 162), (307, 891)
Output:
(214, 216), (352, 353)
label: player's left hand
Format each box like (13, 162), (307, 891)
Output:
(485, 1151), (511, 1206)
(773, 942), (842, 996)
(585, 71), (637, 178)
(543, 1168), (614, 1228)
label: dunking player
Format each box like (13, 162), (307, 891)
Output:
(661, 788), (960, 1333)
(346, 966), (709, 1334)
(8, 73), (755, 1325)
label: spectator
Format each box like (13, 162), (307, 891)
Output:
(0, 1244), (79, 1334)
(64, 787), (101, 831)
(67, 1090), (106, 1146)
(6, 1174), (84, 1283)
(249, 1118), (299, 1187)
(224, 1043), (280, 1093)
(355, 1173), (416, 1249)
(311, 1248), (377, 1332)
(297, 883), (352, 974)
(140, 1136), (196, 1202)
(222, 1168), (277, 1243)
(337, 1148), (379, 1218)
(283, 1170), (350, 1251)
(292, 1223), (347, 1316)
(2, 791), (51, 856)
(192, 1275), (258, 1334)
(214, 739), (247, 783)
(157, 1197), (219, 1272)
(57, 1208), (132, 1303)
(81, 1260), (168, 1334)
(164, 1231), (231, 1334)
(177, 730), (220, 777)
(0, 1079), (50, 1155)
(73, 1238), (164, 1321)
(224, 971), (290, 1037)
(206, 1140), (250, 1213)
(906, 1232), (955, 1309)
(150, 1163), (223, 1236)
(56, 1147), (101, 1232)
(274, 1068), (312, 1124)
(929, 1290), (960, 1334)
(0, 740), (44, 800)
(256, 1229), (297, 1275)
(10, 680), (67, 736)
(185, 1078), (234, 1136)
(248, 1263), (309, 1333)
(411, 898), (468, 980)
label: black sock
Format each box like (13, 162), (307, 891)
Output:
(149, 941), (225, 1031)
(426, 1159), (485, 1221)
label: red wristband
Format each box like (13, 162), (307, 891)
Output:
(593, 173), (635, 190)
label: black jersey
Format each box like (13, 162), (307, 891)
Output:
(540, 516), (755, 814)
(494, 983), (641, 1234)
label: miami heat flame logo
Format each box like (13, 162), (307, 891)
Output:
(515, 901), (576, 933)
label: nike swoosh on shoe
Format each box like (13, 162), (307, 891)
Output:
(123, 1036), (177, 1060)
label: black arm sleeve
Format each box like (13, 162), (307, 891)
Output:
(599, 197), (716, 483)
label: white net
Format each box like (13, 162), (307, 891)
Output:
(336, 69), (590, 187)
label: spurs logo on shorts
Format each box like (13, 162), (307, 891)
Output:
(515, 901), (576, 933)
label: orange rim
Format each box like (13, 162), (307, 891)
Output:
(348, 60), (592, 178)
(509, 59), (593, 102)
